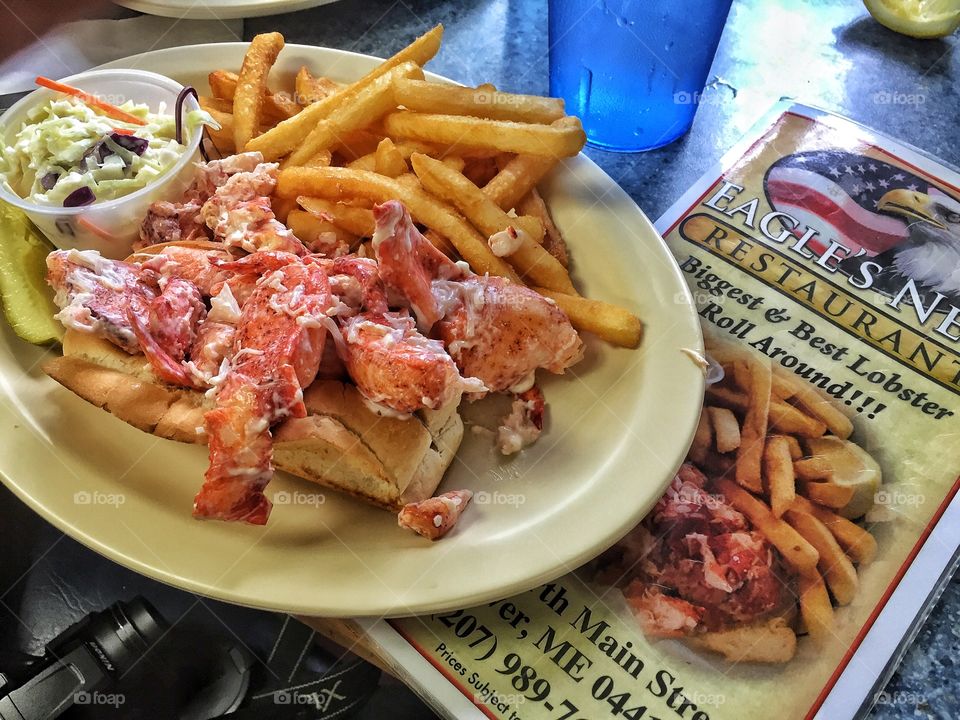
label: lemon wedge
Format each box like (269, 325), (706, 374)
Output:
(863, 0), (960, 39)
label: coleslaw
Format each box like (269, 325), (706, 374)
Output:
(0, 94), (211, 207)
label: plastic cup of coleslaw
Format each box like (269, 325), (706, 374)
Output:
(0, 69), (204, 259)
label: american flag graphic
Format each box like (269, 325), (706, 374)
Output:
(762, 150), (955, 257)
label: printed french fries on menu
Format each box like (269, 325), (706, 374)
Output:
(577, 320), (889, 669)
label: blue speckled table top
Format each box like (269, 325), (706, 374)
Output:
(257, 1), (960, 717)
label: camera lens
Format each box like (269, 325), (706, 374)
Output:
(61, 599), (167, 679)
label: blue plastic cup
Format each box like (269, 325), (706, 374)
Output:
(549, 0), (733, 152)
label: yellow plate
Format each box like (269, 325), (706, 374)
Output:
(0, 44), (703, 617)
(112, 0), (340, 20)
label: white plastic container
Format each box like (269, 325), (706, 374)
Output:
(0, 69), (203, 259)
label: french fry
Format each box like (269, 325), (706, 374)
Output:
(263, 94), (300, 124)
(284, 63), (424, 167)
(297, 197), (375, 237)
(246, 24), (444, 160)
(233, 32), (285, 150)
(207, 70), (234, 100)
(771, 405), (826, 437)
(703, 385), (748, 411)
(199, 95), (234, 114)
(734, 353), (772, 493)
(483, 155), (558, 211)
(411, 142), (503, 159)
(707, 406), (740, 453)
(801, 480), (856, 509)
(533, 288), (642, 348)
(773, 368), (853, 439)
(347, 151), (379, 172)
(791, 495), (877, 564)
(794, 456), (832, 480)
(688, 619), (797, 664)
(703, 450), (737, 477)
(441, 156), (467, 172)
(277, 166), (520, 280)
(304, 149), (333, 168)
(349, 139), (438, 171)
(488, 216), (580, 295)
(345, 150), (377, 172)
(689, 410), (713, 466)
(287, 209), (357, 250)
(410, 155), (539, 241)
(462, 156), (500, 188)
(423, 229), (457, 258)
(797, 572), (834, 644)
(199, 106), (236, 155)
(771, 373), (795, 399)
(334, 130), (386, 162)
(410, 154), (545, 243)
(785, 509), (858, 606)
(393, 78), (566, 124)
(714, 478), (820, 575)
(391, 174), (471, 257)
(206, 130), (234, 156)
(295, 66), (341, 106)
(199, 106), (270, 155)
(731, 359), (750, 392)
(272, 195), (296, 224)
(383, 113), (586, 158)
(518, 188), (569, 267)
(208, 69), (298, 123)
(374, 138), (407, 177)
(782, 435), (803, 460)
(764, 436), (796, 517)
(409, 153), (579, 294)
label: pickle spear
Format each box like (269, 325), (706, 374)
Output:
(0, 201), (62, 345)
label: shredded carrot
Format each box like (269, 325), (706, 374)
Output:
(78, 216), (115, 241)
(35, 76), (147, 126)
(111, 127), (135, 135)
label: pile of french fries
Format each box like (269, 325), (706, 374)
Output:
(691, 337), (880, 647)
(199, 27), (642, 348)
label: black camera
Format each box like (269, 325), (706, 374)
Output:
(0, 598), (165, 719)
(0, 596), (375, 719)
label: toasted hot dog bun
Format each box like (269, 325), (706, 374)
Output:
(685, 616), (797, 663)
(44, 330), (462, 510)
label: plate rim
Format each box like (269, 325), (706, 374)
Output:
(0, 41), (705, 616)
(111, 0), (340, 21)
